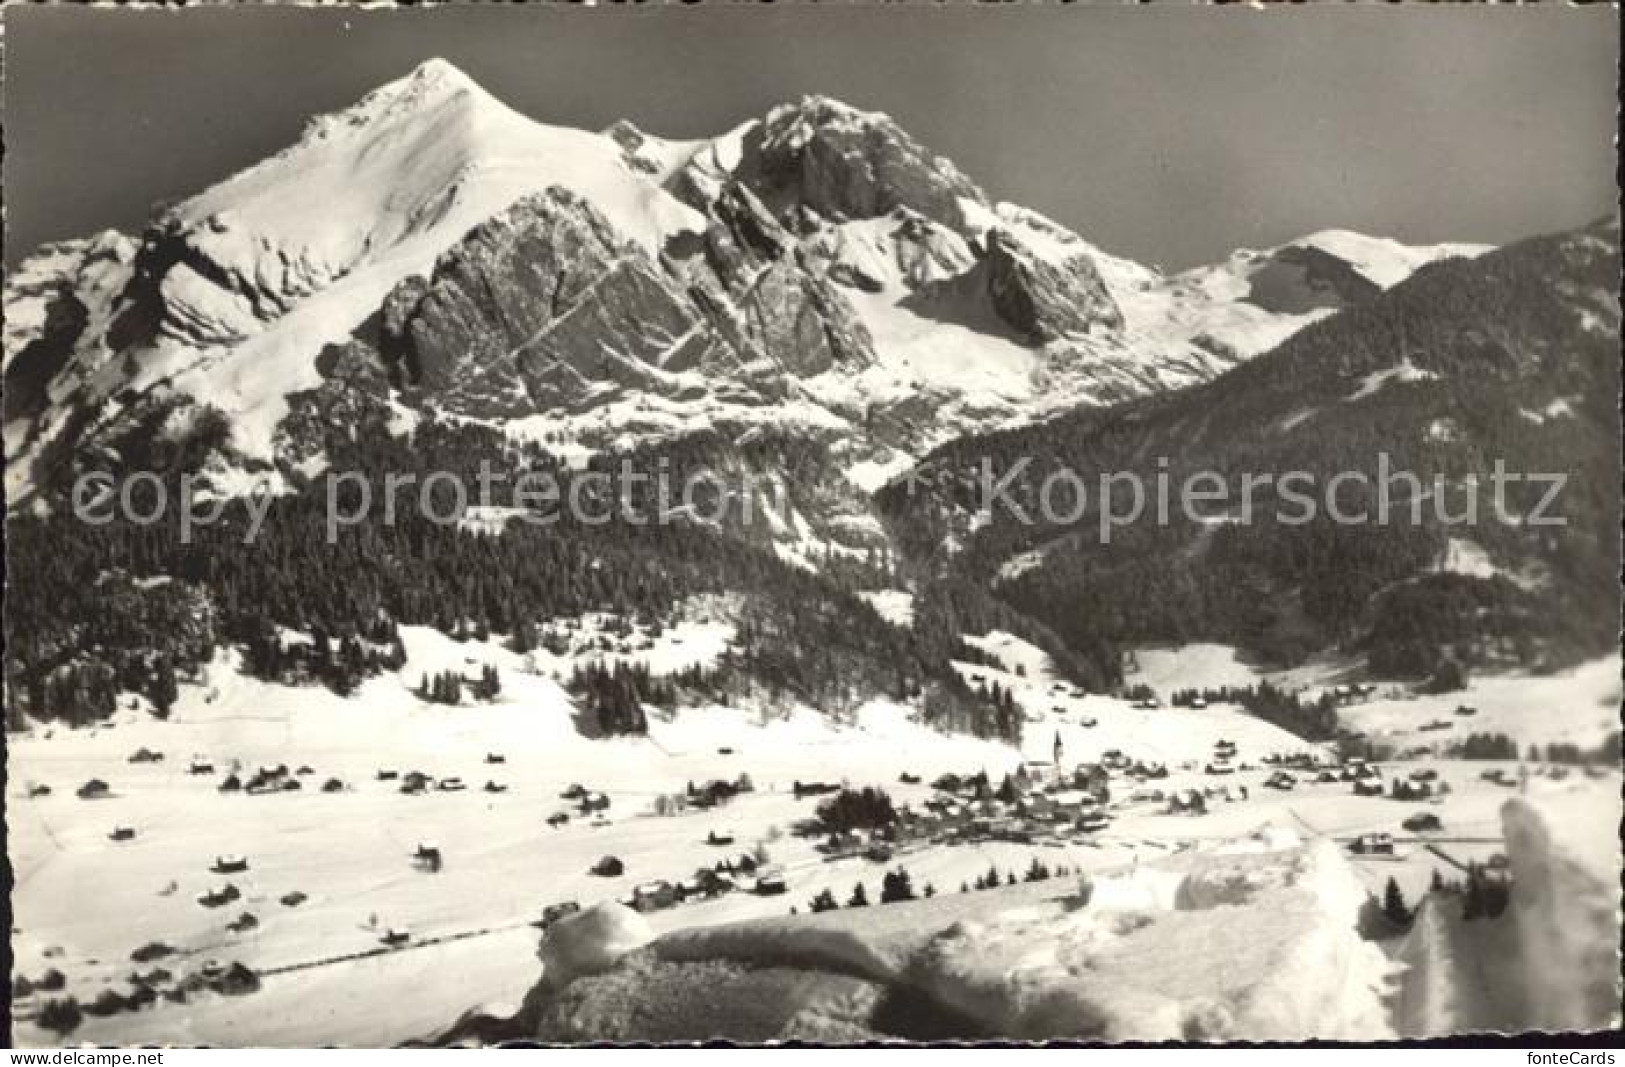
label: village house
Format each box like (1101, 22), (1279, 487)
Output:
(196, 883), (241, 908)
(1349, 832), (1395, 856)
(753, 870), (788, 896)
(1167, 789), (1207, 815)
(1077, 808), (1111, 833)
(631, 880), (680, 913)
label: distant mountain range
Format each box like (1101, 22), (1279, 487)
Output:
(6, 58), (1611, 735)
(4, 59), (1485, 506)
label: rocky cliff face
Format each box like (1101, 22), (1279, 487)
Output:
(378, 188), (748, 416)
(724, 96), (986, 233)
(1242, 244), (1383, 315)
(674, 182), (877, 378)
(981, 228), (1124, 340)
(904, 226), (1124, 344)
(357, 180), (880, 420)
(3, 232), (136, 428)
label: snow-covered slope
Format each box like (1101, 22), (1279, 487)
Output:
(1126, 229), (1490, 362)
(120, 61), (698, 458)
(163, 58), (697, 333)
(1288, 230), (1491, 289)
(4, 60), (705, 494)
(529, 829), (1397, 1042)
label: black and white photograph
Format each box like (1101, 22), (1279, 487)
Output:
(3, 2), (1620, 1049)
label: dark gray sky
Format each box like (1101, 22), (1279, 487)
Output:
(4, 4), (1618, 270)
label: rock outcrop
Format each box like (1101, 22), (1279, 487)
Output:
(674, 181), (877, 378)
(381, 188), (746, 415)
(904, 226), (1124, 344)
(980, 228), (1124, 341)
(741, 96), (987, 232)
(3, 231), (136, 424)
(1243, 243), (1383, 315)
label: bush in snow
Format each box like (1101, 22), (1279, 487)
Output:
(880, 868), (916, 903)
(1382, 877), (1413, 931)
(130, 941), (175, 962)
(813, 787), (898, 835)
(807, 888), (840, 913)
(36, 997), (83, 1035)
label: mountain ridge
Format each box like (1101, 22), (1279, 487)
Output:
(3, 58), (1486, 511)
(877, 216), (1620, 677)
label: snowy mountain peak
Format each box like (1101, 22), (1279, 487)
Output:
(401, 55), (480, 89)
(1281, 229), (1491, 289)
(316, 56), (489, 127)
(170, 57), (533, 243)
(766, 94), (886, 132)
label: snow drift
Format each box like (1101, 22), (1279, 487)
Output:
(1394, 795), (1622, 1035)
(523, 829), (1400, 1041)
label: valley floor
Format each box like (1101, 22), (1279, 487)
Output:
(7, 623), (1619, 1045)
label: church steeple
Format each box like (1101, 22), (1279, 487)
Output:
(1053, 730), (1064, 771)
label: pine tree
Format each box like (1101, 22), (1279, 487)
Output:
(511, 619), (537, 655)
(880, 868), (916, 904)
(1382, 877), (1411, 929)
(1462, 866), (1487, 921)
(807, 888), (839, 913)
(149, 657), (178, 716)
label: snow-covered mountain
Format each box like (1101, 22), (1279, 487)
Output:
(878, 217), (1620, 677)
(3, 59), (1486, 506)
